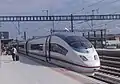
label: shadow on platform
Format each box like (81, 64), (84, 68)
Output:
(18, 54), (58, 68)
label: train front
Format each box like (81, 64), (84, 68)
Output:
(65, 35), (100, 75)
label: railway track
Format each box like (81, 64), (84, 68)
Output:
(90, 55), (120, 84)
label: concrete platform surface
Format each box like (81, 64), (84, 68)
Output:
(0, 55), (106, 84)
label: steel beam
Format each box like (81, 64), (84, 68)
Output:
(0, 14), (120, 21)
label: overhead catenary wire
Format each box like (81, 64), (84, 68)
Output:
(88, 0), (105, 7)
(35, 0), (120, 33)
(19, 0), (120, 35)
(90, 9), (120, 29)
(73, 0), (106, 14)
(12, 22), (21, 35)
(74, 0), (120, 24)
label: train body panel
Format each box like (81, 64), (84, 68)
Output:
(28, 37), (46, 56)
(50, 36), (84, 65)
(14, 33), (100, 75)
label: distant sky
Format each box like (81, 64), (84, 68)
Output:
(0, 0), (120, 39)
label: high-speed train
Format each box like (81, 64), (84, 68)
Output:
(14, 33), (100, 75)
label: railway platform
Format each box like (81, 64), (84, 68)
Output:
(0, 55), (106, 84)
(96, 48), (120, 56)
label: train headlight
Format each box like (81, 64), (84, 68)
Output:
(79, 55), (88, 61)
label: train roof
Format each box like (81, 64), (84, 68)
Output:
(29, 33), (82, 39)
(26, 32), (83, 41)
(55, 32), (82, 36)
(53, 33), (90, 42)
(54, 32), (83, 38)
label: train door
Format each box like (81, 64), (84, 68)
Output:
(45, 35), (51, 62)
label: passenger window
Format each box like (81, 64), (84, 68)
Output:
(31, 44), (43, 51)
(50, 43), (68, 55)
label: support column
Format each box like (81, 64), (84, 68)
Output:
(24, 32), (26, 40)
(88, 32), (90, 40)
(104, 29), (107, 48)
(94, 31), (96, 48)
(82, 33), (85, 37)
(71, 14), (74, 32)
(101, 30), (103, 48)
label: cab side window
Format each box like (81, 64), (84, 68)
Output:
(31, 44), (43, 51)
(50, 43), (68, 55)
(19, 45), (24, 48)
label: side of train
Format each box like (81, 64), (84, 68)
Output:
(13, 33), (100, 75)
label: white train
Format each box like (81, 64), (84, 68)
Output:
(15, 33), (100, 75)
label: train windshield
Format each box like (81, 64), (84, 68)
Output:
(65, 36), (92, 48)
(56, 34), (93, 53)
(64, 36), (93, 52)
